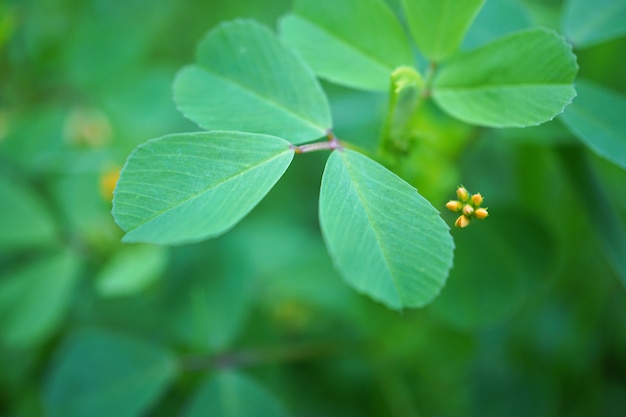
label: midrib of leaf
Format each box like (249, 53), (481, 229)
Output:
(125, 149), (292, 233)
(195, 64), (327, 134)
(435, 82), (574, 92)
(341, 154), (403, 305)
(292, 13), (398, 74)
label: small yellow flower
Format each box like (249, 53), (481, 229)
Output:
(446, 186), (489, 228)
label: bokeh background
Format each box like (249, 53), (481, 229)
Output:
(1, 0), (626, 416)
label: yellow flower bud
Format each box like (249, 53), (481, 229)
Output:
(462, 204), (474, 217)
(456, 186), (470, 202)
(470, 193), (483, 207)
(446, 200), (463, 212)
(474, 208), (489, 220)
(455, 215), (470, 228)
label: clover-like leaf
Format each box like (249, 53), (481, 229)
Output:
(44, 329), (176, 417)
(174, 19), (331, 144)
(432, 28), (578, 127)
(559, 79), (626, 170)
(279, 0), (414, 91)
(562, 0), (626, 49)
(0, 249), (81, 348)
(319, 149), (454, 309)
(401, 0), (485, 61)
(113, 131), (294, 245)
(183, 371), (290, 417)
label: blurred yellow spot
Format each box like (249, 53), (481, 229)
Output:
(272, 299), (312, 331)
(64, 107), (113, 148)
(100, 167), (120, 202)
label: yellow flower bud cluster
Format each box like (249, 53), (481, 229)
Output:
(445, 186), (489, 228)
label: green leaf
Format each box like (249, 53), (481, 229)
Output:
(559, 79), (626, 170)
(96, 245), (169, 297)
(400, 0), (485, 61)
(0, 176), (57, 250)
(183, 371), (290, 417)
(432, 28), (578, 127)
(559, 147), (626, 288)
(462, 0), (533, 49)
(562, 0), (626, 49)
(0, 250), (81, 348)
(112, 132), (294, 245)
(319, 149), (454, 309)
(167, 242), (255, 352)
(279, 0), (414, 91)
(44, 329), (177, 417)
(173, 19), (331, 144)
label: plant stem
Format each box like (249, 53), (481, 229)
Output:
(179, 340), (340, 372)
(291, 129), (343, 154)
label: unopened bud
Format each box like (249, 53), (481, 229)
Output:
(446, 200), (463, 212)
(455, 215), (470, 228)
(474, 208), (489, 220)
(456, 186), (470, 202)
(470, 193), (483, 207)
(462, 204), (474, 217)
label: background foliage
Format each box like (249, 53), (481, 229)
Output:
(1, 0), (626, 416)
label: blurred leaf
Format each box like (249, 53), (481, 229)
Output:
(279, 0), (413, 91)
(183, 371), (290, 417)
(559, 147), (626, 288)
(429, 208), (555, 329)
(96, 245), (168, 297)
(433, 28), (578, 127)
(319, 149), (454, 309)
(0, 176), (57, 250)
(0, 249), (81, 347)
(562, 0), (626, 49)
(44, 328), (176, 417)
(113, 132), (294, 245)
(173, 20), (331, 144)
(462, 0), (533, 49)
(559, 79), (626, 170)
(400, 0), (485, 61)
(166, 242), (256, 352)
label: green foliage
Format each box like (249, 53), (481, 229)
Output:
(279, 0), (413, 91)
(44, 329), (177, 417)
(559, 79), (626, 169)
(183, 371), (289, 417)
(173, 20), (331, 143)
(0, 176), (58, 250)
(2, 0), (626, 416)
(562, 0), (626, 48)
(0, 250), (81, 347)
(113, 132), (294, 244)
(401, 0), (485, 61)
(95, 244), (168, 297)
(432, 28), (578, 127)
(319, 150), (453, 309)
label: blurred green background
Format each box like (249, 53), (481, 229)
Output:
(1, 0), (626, 416)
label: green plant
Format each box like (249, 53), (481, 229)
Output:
(112, 0), (579, 310)
(3, 0), (626, 415)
